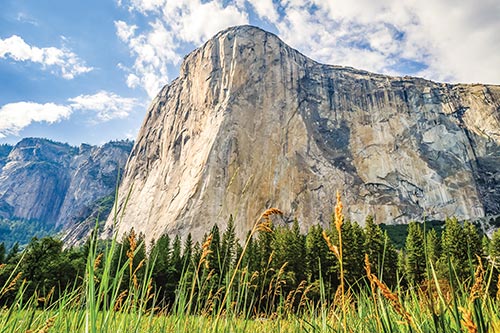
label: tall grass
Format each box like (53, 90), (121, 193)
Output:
(0, 200), (499, 332)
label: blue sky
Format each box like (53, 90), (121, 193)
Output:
(1, 0), (499, 146)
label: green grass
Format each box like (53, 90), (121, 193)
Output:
(0, 209), (499, 332)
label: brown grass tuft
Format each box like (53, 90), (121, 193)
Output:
(459, 306), (477, 333)
(334, 191), (343, 232)
(114, 290), (128, 311)
(366, 261), (414, 327)
(200, 234), (213, 270)
(93, 253), (104, 270)
(2, 271), (22, 296)
(469, 256), (484, 303)
(38, 316), (55, 333)
(322, 230), (339, 259)
(261, 208), (283, 220)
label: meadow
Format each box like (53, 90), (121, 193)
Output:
(0, 193), (499, 332)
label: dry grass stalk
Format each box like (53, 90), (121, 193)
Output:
(132, 258), (145, 289)
(257, 220), (273, 233)
(285, 280), (307, 312)
(322, 231), (339, 259)
(367, 265), (414, 327)
(145, 278), (154, 302)
(364, 255), (376, 298)
(37, 286), (55, 305)
(200, 234), (213, 270)
(114, 289), (128, 311)
(2, 271), (22, 296)
(261, 208), (283, 221)
(469, 256), (484, 303)
(329, 190), (346, 331)
(127, 229), (137, 278)
(38, 316), (55, 333)
(93, 253), (104, 270)
(459, 306), (477, 333)
(334, 191), (343, 232)
(298, 283), (315, 309)
(216, 208), (282, 321)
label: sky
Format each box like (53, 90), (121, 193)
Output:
(0, 0), (499, 146)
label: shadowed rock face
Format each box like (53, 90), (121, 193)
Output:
(0, 138), (133, 234)
(108, 25), (500, 243)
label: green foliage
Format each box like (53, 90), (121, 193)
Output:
(0, 218), (56, 249)
(0, 211), (499, 333)
(404, 222), (426, 285)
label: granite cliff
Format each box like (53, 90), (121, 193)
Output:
(0, 138), (132, 244)
(107, 25), (500, 243)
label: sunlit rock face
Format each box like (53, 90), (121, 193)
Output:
(0, 138), (132, 237)
(108, 25), (500, 243)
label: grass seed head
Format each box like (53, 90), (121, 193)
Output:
(322, 230), (340, 259)
(469, 256), (484, 302)
(334, 191), (344, 232)
(2, 271), (22, 296)
(459, 306), (477, 333)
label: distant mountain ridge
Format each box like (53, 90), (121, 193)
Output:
(0, 137), (132, 246)
(107, 25), (500, 244)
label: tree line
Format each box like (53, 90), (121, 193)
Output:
(0, 214), (499, 313)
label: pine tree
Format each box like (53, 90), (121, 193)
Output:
(150, 234), (171, 295)
(490, 228), (500, 262)
(207, 224), (221, 277)
(363, 215), (385, 276)
(463, 221), (482, 261)
(405, 222), (426, 285)
(220, 217), (236, 278)
(305, 224), (329, 283)
(0, 242), (5, 264)
(440, 217), (468, 281)
(425, 228), (441, 267)
(169, 235), (183, 290)
(341, 220), (365, 286)
(182, 233), (193, 268)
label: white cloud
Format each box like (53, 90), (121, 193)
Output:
(247, 0), (279, 23)
(275, 0), (500, 83)
(0, 91), (140, 138)
(175, 2), (249, 44)
(0, 35), (93, 79)
(115, 0), (500, 91)
(116, 0), (249, 98)
(69, 91), (140, 121)
(0, 102), (72, 138)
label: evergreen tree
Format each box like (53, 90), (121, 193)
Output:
(340, 220), (365, 286)
(220, 217), (236, 278)
(150, 234), (170, 303)
(6, 243), (19, 263)
(288, 219), (307, 283)
(490, 228), (500, 262)
(440, 217), (468, 281)
(0, 242), (5, 264)
(381, 231), (399, 286)
(182, 233), (193, 268)
(20, 237), (79, 299)
(405, 222), (426, 285)
(207, 224), (221, 277)
(363, 215), (385, 276)
(170, 235), (183, 282)
(425, 228), (441, 267)
(305, 224), (329, 283)
(463, 221), (482, 262)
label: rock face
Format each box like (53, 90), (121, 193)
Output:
(108, 25), (500, 243)
(0, 138), (133, 235)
